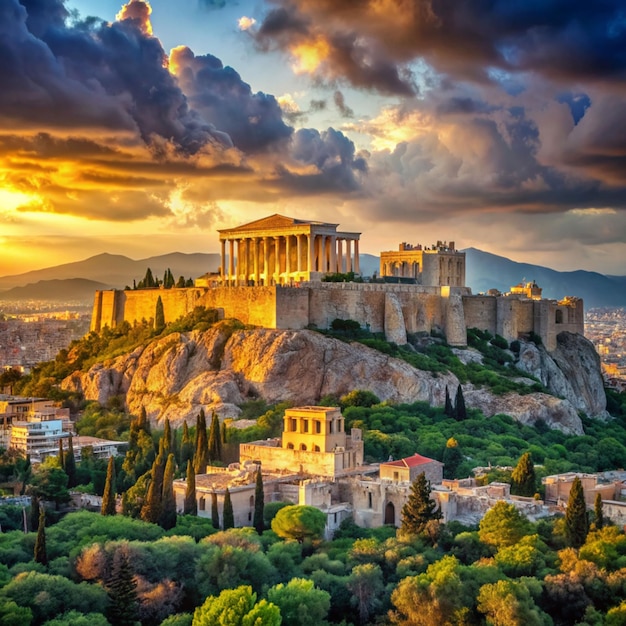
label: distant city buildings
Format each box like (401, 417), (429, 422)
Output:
(585, 307), (626, 387)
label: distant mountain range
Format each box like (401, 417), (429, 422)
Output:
(0, 250), (623, 308)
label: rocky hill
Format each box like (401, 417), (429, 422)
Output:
(61, 325), (606, 436)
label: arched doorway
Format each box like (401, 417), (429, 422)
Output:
(384, 501), (396, 526)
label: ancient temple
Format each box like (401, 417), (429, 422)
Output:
(217, 214), (361, 285)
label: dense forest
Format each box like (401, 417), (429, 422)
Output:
(1, 310), (626, 624)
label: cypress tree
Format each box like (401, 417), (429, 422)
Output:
(155, 295), (165, 330)
(221, 420), (227, 446)
(180, 421), (194, 470)
(183, 460), (197, 515)
(442, 437), (463, 479)
(140, 452), (165, 524)
(511, 452), (536, 497)
(101, 456), (117, 516)
(58, 438), (65, 470)
(208, 411), (221, 463)
(162, 418), (173, 456)
(400, 472), (442, 536)
(444, 387), (454, 418)
(211, 492), (220, 529)
(159, 453), (177, 530)
(594, 492), (604, 530)
(223, 487), (234, 530)
(30, 494), (40, 532)
(107, 546), (139, 626)
(565, 476), (589, 548)
(454, 385), (467, 421)
(194, 409), (209, 474)
(253, 466), (265, 534)
(65, 435), (77, 488)
(34, 507), (47, 565)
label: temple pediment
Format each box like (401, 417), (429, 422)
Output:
(219, 213), (336, 234)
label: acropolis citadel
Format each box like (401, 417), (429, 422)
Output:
(90, 214), (584, 350)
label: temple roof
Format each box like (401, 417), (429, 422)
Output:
(381, 453), (441, 469)
(218, 213), (338, 234)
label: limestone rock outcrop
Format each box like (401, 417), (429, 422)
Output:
(61, 325), (603, 435)
(515, 332), (608, 419)
(462, 387), (584, 435)
(62, 325), (458, 426)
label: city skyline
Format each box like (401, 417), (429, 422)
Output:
(1, 0), (626, 277)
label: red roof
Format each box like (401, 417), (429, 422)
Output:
(381, 453), (438, 469)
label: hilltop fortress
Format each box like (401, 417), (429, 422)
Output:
(90, 214), (583, 351)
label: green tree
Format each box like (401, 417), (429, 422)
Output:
(192, 585), (281, 626)
(155, 295), (165, 331)
(162, 418), (173, 456)
(183, 460), (197, 516)
(565, 476), (589, 548)
(101, 456), (117, 516)
(511, 452), (536, 497)
(271, 504), (326, 543)
(107, 546), (139, 626)
(159, 453), (177, 530)
(0, 598), (33, 626)
(179, 421), (194, 471)
(267, 578), (331, 626)
(477, 579), (550, 626)
(34, 506), (47, 565)
(65, 435), (77, 488)
(30, 462), (70, 510)
(122, 407), (155, 488)
(223, 488), (235, 530)
(194, 410), (209, 475)
(340, 389), (380, 408)
(454, 385), (467, 421)
(400, 472), (441, 536)
(479, 501), (532, 549)
(347, 563), (384, 625)
(593, 492), (604, 530)
(253, 467), (264, 535)
(208, 411), (222, 463)
(58, 437), (65, 470)
(211, 492), (219, 529)
(442, 438), (463, 479)
(141, 452), (165, 524)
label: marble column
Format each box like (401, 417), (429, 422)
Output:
(220, 239), (226, 283)
(337, 239), (344, 273)
(296, 234), (303, 274)
(308, 233), (315, 274)
(346, 239), (352, 272)
(236, 239), (242, 286)
(253, 238), (259, 285)
(285, 235), (292, 280)
(274, 236), (281, 284)
(228, 239), (234, 286)
(354, 239), (360, 274)
(263, 237), (269, 285)
(330, 236), (337, 273)
(319, 235), (326, 273)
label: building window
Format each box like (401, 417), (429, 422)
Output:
(248, 511), (252, 521)
(315, 421), (321, 434)
(303, 419), (309, 433)
(313, 445), (320, 452)
(250, 495), (254, 507)
(290, 418), (297, 431)
(199, 497), (206, 511)
(287, 442), (295, 449)
(556, 310), (563, 324)
(368, 492), (373, 508)
(393, 472), (399, 481)
(329, 421), (334, 434)
(300, 443), (307, 451)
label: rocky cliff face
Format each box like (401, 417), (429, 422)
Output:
(61, 325), (600, 435)
(515, 332), (608, 420)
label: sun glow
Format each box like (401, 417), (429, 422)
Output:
(0, 188), (38, 211)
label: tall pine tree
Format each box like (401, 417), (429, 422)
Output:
(594, 492), (604, 530)
(162, 418), (173, 456)
(253, 466), (265, 535)
(183, 460), (197, 515)
(58, 438), (65, 470)
(444, 387), (454, 418)
(34, 507), (47, 565)
(565, 476), (589, 548)
(179, 421), (194, 471)
(107, 546), (139, 626)
(101, 456), (117, 516)
(194, 409), (209, 474)
(400, 472), (442, 536)
(223, 488), (234, 530)
(159, 453), (177, 530)
(208, 411), (221, 463)
(511, 452), (536, 497)
(454, 385), (467, 421)
(155, 295), (165, 331)
(140, 451), (165, 524)
(211, 492), (220, 529)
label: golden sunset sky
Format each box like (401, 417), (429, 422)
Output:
(2, 0), (626, 277)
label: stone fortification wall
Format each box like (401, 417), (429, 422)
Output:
(201, 286), (278, 328)
(275, 287), (310, 329)
(463, 295), (497, 335)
